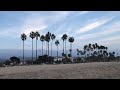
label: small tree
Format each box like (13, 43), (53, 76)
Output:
(10, 56), (20, 65)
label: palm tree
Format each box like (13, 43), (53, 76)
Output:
(44, 35), (48, 55)
(55, 40), (60, 61)
(113, 51), (115, 55)
(106, 47), (108, 52)
(61, 34), (68, 57)
(30, 31), (35, 64)
(40, 35), (45, 56)
(84, 45), (88, 58)
(77, 49), (80, 57)
(45, 32), (51, 57)
(35, 31), (40, 60)
(51, 34), (56, 57)
(63, 34), (68, 55)
(61, 35), (65, 56)
(97, 45), (100, 55)
(68, 37), (74, 58)
(88, 44), (91, 56)
(21, 33), (27, 63)
(95, 43), (98, 50)
(92, 44), (95, 51)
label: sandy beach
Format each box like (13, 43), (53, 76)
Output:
(0, 62), (120, 79)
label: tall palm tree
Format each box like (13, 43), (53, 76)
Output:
(44, 35), (48, 55)
(88, 44), (91, 56)
(97, 45), (100, 55)
(77, 49), (80, 57)
(84, 45), (88, 58)
(21, 33), (27, 63)
(61, 34), (68, 57)
(35, 31), (40, 60)
(112, 51), (115, 55)
(106, 47), (108, 52)
(30, 31), (35, 64)
(92, 44), (95, 52)
(55, 40), (60, 61)
(99, 46), (103, 54)
(45, 32), (51, 57)
(95, 43), (98, 50)
(40, 35), (45, 56)
(68, 37), (74, 58)
(61, 35), (65, 56)
(51, 34), (56, 57)
(63, 34), (68, 55)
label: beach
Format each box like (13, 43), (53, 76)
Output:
(0, 62), (120, 79)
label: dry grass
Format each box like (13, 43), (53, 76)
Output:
(0, 62), (120, 79)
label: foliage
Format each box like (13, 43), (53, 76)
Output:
(4, 60), (11, 65)
(10, 56), (20, 65)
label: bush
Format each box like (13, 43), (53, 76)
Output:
(10, 56), (20, 65)
(0, 62), (4, 67)
(62, 57), (72, 64)
(4, 60), (11, 65)
(38, 55), (54, 64)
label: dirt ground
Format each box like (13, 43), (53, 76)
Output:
(0, 62), (120, 79)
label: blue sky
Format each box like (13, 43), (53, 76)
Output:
(0, 11), (120, 51)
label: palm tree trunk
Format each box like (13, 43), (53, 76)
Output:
(85, 50), (86, 58)
(63, 40), (64, 54)
(36, 39), (37, 60)
(48, 42), (49, 57)
(32, 39), (33, 64)
(65, 40), (67, 55)
(23, 41), (24, 63)
(48, 42), (49, 64)
(46, 41), (47, 55)
(42, 41), (43, 56)
(51, 41), (52, 64)
(57, 45), (58, 61)
(71, 43), (72, 58)
(51, 41), (52, 57)
(89, 49), (90, 57)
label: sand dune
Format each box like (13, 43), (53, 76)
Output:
(0, 62), (120, 79)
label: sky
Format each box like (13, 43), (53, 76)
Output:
(0, 11), (120, 51)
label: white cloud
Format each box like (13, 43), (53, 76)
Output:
(77, 21), (120, 41)
(0, 11), (72, 39)
(0, 27), (21, 38)
(75, 17), (114, 34)
(1, 11), (120, 51)
(75, 11), (89, 16)
(96, 35), (120, 50)
(51, 11), (71, 16)
(49, 11), (71, 22)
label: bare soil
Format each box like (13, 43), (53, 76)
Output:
(0, 62), (120, 79)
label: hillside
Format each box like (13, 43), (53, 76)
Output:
(0, 62), (120, 79)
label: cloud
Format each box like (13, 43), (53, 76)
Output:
(95, 35), (120, 50)
(50, 11), (71, 16)
(0, 11), (73, 39)
(76, 21), (120, 41)
(21, 25), (47, 36)
(0, 27), (21, 38)
(49, 11), (72, 22)
(75, 16), (114, 34)
(53, 11), (90, 36)
(0, 11), (120, 51)
(75, 11), (89, 16)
